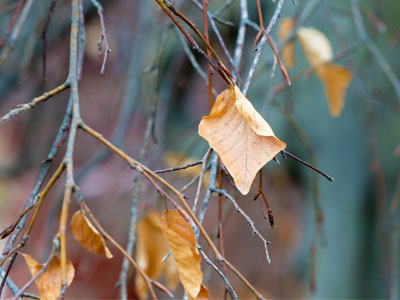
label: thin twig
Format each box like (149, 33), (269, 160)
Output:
(155, 160), (202, 174)
(0, 205), (33, 240)
(174, 27), (218, 97)
(58, 0), (82, 293)
(118, 27), (166, 299)
(232, 0), (248, 84)
(193, 148), (213, 214)
(90, 0), (112, 74)
(191, 0), (234, 27)
(0, 0), (26, 50)
(254, 0), (291, 85)
(197, 153), (218, 224)
(0, 82), (69, 125)
(351, 0), (400, 103)
(202, 0), (213, 109)
(212, 188), (271, 264)
(155, 0), (233, 85)
(41, 0), (58, 80)
(198, 246), (238, 300)
(281, 150), (334, 182)
(0, 0), (33, 67)
(242, 0), (286, 95)
(191, 0), (238, 80)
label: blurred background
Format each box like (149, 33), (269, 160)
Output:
(0, 0), (399, 299)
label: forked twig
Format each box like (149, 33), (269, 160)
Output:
(212, 188), (272, 264)
(90, 0), (112, 74)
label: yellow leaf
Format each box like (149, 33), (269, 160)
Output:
(21, 254), (74, 300)
(278, 18), (295, 69)
(317, 64), (352, 117)
(198, 85), (286, 195)
(135, 211), (178, 299)
(160, 210), (208, 300)
(297, 27), (333, 66)
(297, 27), (352, 117)
(70, 210), (113, 258)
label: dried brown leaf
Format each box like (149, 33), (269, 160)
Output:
(297, 27), (352, 117)
(70, 210), (113, 258)
(135, 211), (178, 299)
(160, 210), (208, 300)
(198, 85), (286, 194)
(278, 18), (295, 69)
(21, 254), (74, 300)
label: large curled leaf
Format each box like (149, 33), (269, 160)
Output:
(135, 211), (178, 299)
(21, 254), (74, 300)
(198, 85), (286, 194)
(70, 210), (113, 258)
(297, 27), (352, 117)
(160, 210), (208, 300)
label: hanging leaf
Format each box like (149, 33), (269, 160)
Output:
(278, 18), (296, 69)
(21, 254), (74, 300)
(160, 210), (209, 300)
(316, 64), (352, 117)
(198, 85), (286, 195)
(135, 211), (178, 299)
(297, 27), (352, 117)
(70, 210), (113, 258)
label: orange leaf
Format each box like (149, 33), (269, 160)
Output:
(21, 254), (74, 300)
(278, 18), (295, 69)
(70, 210), (113, 258)
(160, 210), (208, 300)
(297, 27), (352, 117)
(316, 64), (352, 117)
(135, 211), (178, 299)
(196, 284), (209, 300)
(198, 85), (286, 194)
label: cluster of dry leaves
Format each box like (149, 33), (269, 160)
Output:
(21, 208), (209, 300)
(16, 17), (352, 300)
(19, 84), (287, 299)
(279, 18), (353, 117)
